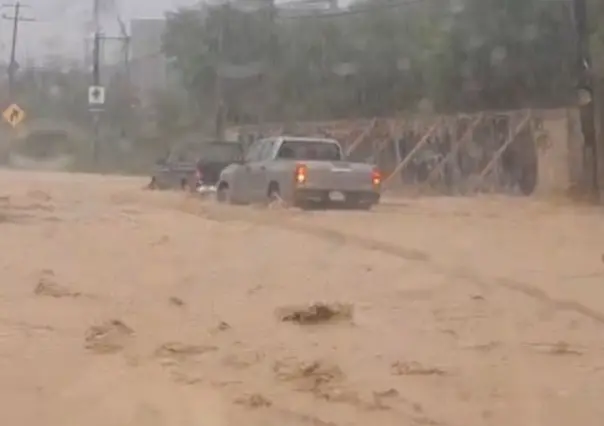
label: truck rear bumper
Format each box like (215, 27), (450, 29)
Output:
(294, 188), (380, 205)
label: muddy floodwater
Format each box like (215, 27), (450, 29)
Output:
(1, 170), (603, 426)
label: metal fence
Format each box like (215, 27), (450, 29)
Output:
(231, 109), (544, 195)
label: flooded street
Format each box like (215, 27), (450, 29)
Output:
(1, 170), (603, 426)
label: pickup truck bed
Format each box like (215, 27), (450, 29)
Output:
(216, 137), (381, 210)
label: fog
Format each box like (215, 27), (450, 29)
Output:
(0, 0), (199, 65)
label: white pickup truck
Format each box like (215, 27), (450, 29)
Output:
(215, 136), (381, 210)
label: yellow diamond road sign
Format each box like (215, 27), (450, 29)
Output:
(3, 103), (25, 128)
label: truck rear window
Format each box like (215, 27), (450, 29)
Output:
(277, 140), (342, 161)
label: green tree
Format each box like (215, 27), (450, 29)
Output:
(162, 0), (585, 123)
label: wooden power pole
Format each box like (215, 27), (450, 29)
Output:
(91, 0), (101, 165)
(590, 14), (604, 201)
(572, 0), (600, 199)
(214, 6), (226, 141)
(2, 2), (34, 99)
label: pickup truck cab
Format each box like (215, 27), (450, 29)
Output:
(216, 136), (381, 209)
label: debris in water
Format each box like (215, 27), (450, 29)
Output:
(234, 393), (272, 408)
(277, 302), (353, 325)
(85, 319), (134, 354)
(390, 361), (447, 376)
(168, 296), (185, 307)
(154, 342), (218, 359)
(34, 270), (80, 298)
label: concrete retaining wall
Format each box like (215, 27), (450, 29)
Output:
(533, 108), (585, 196)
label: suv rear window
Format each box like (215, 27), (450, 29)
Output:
(198, 143), (242, 162)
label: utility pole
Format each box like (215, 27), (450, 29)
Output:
(260, 0), (276, 130)
(92, 0), (100, 87)
(214, 6), (225, 141)
(115, 14), (131, 89)
(1, 2), (34, 99)
(121, 36), (130, 86)
(91, 0), (101, 166)
(572, 0), (599, 198)
(590, 13), (604, 201)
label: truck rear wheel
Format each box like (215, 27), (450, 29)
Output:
(147, 177), (157, 190)
(216, 183), (232, 204)
(180, 178), (190, 191)
(268, 182), (289, 208)
(267, 182), (281, 201)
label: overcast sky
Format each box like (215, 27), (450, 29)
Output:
(1, 0), (345, 66)
(0, 0), (200, 65)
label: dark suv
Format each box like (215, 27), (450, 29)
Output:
(149, 141), (243, 191)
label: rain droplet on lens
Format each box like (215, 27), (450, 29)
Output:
(397, 58), (411, 71)
(490, 46), (507, 65)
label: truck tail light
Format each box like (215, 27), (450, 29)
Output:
(371, 168), (381, 186)
(294, 163), (307, 184)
